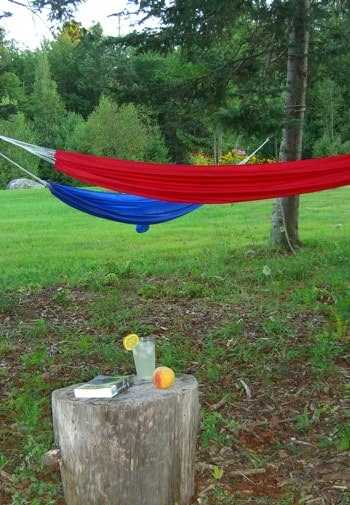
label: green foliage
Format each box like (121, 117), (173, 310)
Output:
(188, 151), (212, 165)
(68, 96), (168, 162)
(111, 49), (220, 161)
(336, 421), (350, 450)
(309, 79), (344, 141)
(212, 465), (224, 480)
(32, 52), (66, 146)
(0, 290), (16, 312)
(313, 134), (350, 158)
(48, 23), (117, 116)
(295, 405), (323, 430)
(0, 71), (25, 106)
(0, 339), (15, 355)
(25, 319), (50, 340)
(201, 411), (227, 447)
(53, 287), (72, 306)
(310, 331), (342, 376)
(1, 0), (350, 170)
(201, 410), (238, 447)
(31, 52), (70, 181)
(0, 112), (39, 188)
(53, 111), (85, 171)
(47, 24), (85, 112)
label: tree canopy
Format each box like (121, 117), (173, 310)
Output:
(1, 1), (350, 186)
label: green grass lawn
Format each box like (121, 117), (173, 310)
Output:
(1, 185), (349, 290)
(0, 186), (349, 505)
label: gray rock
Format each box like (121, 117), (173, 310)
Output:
(7, 178), (44, 190)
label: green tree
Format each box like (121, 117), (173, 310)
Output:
(308, 78), (350, 157)
(76, 24), (119, 116)
(32, 51), (68, 179)
(306, 78), (350, 158)
(68, 96), (168, 162)
(0, 30), (25, 118)
(32, 51), (66, 146)
(0, 71), (25, 104)
(313, 79), (344, 142)
(47, 22), (85, 113)
(49, 23), (121, 117)
(110, 49), (219, 161)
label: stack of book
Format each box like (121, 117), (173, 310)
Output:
(74, 375), (134, 399)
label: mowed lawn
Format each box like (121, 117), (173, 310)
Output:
(1, 185), (350, 290)
(0, 186), (349, 505)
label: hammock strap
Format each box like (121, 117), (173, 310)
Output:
(239, 136), (271, 165)
(0, 151), (48, 187)
(0, 135), (55, 164)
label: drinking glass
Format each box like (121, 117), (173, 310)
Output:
(132, 337), (156, 380)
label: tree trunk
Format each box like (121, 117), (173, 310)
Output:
(213, 130), (223, 164)
(271, 0), (310, 250)
(52, 375), (199, 505)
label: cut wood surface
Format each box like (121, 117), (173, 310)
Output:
(52, 374), (199, 505)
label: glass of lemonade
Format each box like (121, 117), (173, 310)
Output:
(132, 336), (156, 380)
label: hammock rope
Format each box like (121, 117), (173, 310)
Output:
(0, 135), (54, 164)
(0, 151), (48, 186)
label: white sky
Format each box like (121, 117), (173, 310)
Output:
(1, 0), (144, 49)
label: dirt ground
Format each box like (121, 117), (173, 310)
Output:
(1, 284), (349, 504)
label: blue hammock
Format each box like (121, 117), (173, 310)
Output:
(48, 182), (201, 233)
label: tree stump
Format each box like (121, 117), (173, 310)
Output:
(52, 374), (200, 505)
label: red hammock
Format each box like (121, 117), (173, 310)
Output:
(55, 150), (350, 204)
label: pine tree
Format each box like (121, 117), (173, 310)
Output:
(32, 51), (67, 179)
(32, 51), (66, 147)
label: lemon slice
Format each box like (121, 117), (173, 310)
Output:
(123, 333), (140, 351)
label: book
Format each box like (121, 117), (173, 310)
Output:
(74, 375), (134, 399)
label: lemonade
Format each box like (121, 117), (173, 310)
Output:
(132, 337), (156, 380)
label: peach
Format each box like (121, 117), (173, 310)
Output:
(153, 366), (175, 389)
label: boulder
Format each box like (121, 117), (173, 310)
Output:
(7, 178), (44, 190)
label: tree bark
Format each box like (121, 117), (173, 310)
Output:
(271, 0), (310, 250)
(52, 375), (199, 505)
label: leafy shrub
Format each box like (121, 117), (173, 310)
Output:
(220, 147), (276, 165)
(188, 151), (212, 165)
(68, 96), (169, 162)
(313, 134), (350, 158)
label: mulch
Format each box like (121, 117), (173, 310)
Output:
(0, 285), (349, 504)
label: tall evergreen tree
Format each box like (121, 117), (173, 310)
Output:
(32, 51), (66, 146)
(48, 21), (85, 113)
(32, 51), (67, 179)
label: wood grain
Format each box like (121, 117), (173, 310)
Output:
(52, 374), (199, 505)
